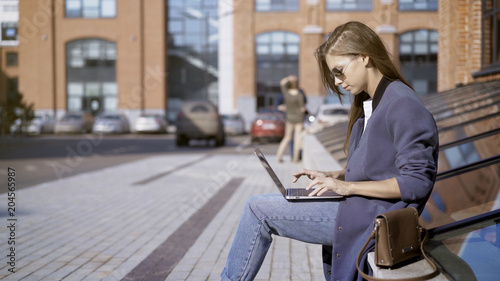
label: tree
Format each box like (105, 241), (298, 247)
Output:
(0, 91), (34, 135)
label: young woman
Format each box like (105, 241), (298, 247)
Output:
(221, 21), (439, 281)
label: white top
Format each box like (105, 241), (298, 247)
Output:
(363, 99), (373, 131)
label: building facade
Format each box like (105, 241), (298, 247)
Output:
(438, 0), (500, 89)
(14, 0), (166, 124)
(0, 0), (19, 108)
(228, 0), (440, 125)
(1, 0), (499, 132)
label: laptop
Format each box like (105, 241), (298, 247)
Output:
(254, 148), (343, 201)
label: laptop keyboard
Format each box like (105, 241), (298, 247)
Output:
(286, 188), (310, 197)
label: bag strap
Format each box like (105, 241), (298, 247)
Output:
(356, 228), (439, 281)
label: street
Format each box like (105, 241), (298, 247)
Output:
(0, 133), (280, 192)
(0, 133), (322, 281)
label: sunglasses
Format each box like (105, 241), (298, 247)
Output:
(330, 56), (358, 80)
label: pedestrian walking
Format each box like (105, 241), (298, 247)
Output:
(276, 75), (306, 163)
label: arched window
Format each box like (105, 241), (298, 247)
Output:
(399, 29), (438, 96)
(255, 31), (299, 110)
(66, 39), (116, 115)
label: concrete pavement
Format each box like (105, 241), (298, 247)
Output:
(0, 144), (328, 281)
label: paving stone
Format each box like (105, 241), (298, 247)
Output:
(0, 153), (333, 280)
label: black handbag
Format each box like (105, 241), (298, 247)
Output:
(356, 207), (439, 281)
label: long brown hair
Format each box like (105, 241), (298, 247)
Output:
(315, 21), (413, 156)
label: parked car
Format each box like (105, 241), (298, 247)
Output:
(54, 112), (94, 134)
(314, 104), (350, 126)
(134, 114), (167, 134)
(92, 113), (130, 134)
(250, 111), (285, 143)
(221, 113), (246, 135)
(176, 100), (226, 146)
(10, 114), (55, 135)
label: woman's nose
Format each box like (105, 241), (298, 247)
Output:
(334, 77), (343, 86)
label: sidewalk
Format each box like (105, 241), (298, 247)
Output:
(0, 146), (327, 281)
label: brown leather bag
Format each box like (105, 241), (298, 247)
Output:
(356, 207), (439, 281)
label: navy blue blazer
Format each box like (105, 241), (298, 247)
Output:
(324, 78), (439, 281)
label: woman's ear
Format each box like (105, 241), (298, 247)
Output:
(360, 55), (373, 67)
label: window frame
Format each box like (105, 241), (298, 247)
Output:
(65, 39), (117, 114)
(474, 0), (500, 77)
(255, 0), (299, 12)
(255, 31), (300, 110)
(65, 0), (116, 19)
(398, 0), (438, 11)
(1, 22), (18, 41)
(398, 29), (438, 96)
(325, 0), (372, 12)
(5, 52), (18, 67)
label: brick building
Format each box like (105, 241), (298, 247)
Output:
(228, 0), (439, 124)
(5, 0), (167, 126)
(0, 0), (499, 131)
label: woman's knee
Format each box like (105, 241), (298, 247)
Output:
(244, 194), (280, 218)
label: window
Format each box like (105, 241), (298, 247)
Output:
(399, 0), (438, 11)
(256, 31), (299, 110)
(5, 52), (18, 67)
(66, 39), (116, 115)
(1, 22), (17, 41)
(3, 3), (18, 12)
(167, 0), (219, 119)
(255, 0), (298, 12)
(65, 0), (116, 18)
(481, 0), (500, 69)
(326, 0), (372, 11)
(6, 78), (18, 100)
(399, 29), (438, 96)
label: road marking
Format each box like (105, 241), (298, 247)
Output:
(131, 155), (212, 185)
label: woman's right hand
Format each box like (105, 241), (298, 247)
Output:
(292, 169), (345, 183)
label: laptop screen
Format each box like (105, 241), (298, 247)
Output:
(254, 148), (287, 196)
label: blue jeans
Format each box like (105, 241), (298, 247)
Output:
(221, 193), (339, 281)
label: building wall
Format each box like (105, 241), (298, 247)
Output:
(438, 0), (483, 91)
(17, 0), (166, 120)
(232, 0), (438, 119)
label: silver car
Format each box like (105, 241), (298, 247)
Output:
(10, 114), (55, 135)
(92, 113), (130, 134)
(221, 113), (246, 135)
(54, 112), (94, 134)
(134, 114), (167, 134)
(176, 100), (225, 146)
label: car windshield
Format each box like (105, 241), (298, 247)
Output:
(140, 115), (159, 119)
(258, 114), (282, 121)
(62, 114), (82, 121)
(191, 105), (210, 113)
(223, 115), (240, 121)
(101, 115), (120, 120)
(323, 109), (349, 115)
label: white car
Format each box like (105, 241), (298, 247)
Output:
(315, 104), (350, 126)
(54, 112), (95, 134)
(92, 113), (130, 134)
(221, 113), (246, 135)
(11, 114), (56, 135)
(134, 114), (167, 134)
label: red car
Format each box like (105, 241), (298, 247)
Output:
(250, 112), (285, 143)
